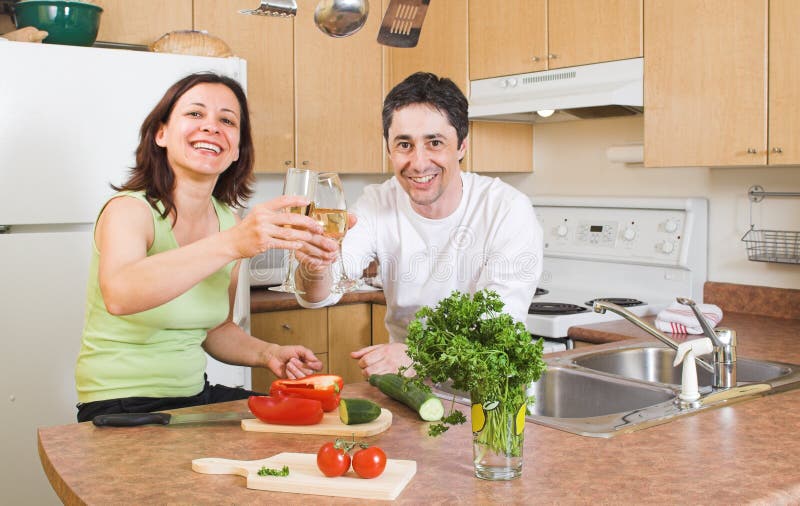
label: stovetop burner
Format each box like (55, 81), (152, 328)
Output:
(528, 302), (588, 315)
(535, 287), (549, 297)
(585, 298), (645, 308)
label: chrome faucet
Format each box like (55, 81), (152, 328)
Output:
(593, 298), (737, 389)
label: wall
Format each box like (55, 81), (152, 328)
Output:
(501, 116), (800, 290)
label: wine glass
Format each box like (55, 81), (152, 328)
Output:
(268, 167), (318, 293)
(312, 172), (359, 293)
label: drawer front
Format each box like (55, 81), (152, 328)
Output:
(251, 309), (327, 353)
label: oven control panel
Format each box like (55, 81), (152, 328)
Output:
(535, 204), (694, 266)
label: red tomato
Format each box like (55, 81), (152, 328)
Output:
(352, 446), (387, 479)
(316, 442), (351, 477)
(247, 396), (323, 425)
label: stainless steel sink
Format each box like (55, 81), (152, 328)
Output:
(525, 367), (674, 418)
(431, 342), (800, 438)
(571, 347), (793, 386)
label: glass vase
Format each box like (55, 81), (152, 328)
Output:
(470, 387), (526, 481)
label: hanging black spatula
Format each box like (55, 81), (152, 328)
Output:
(377, 0), (431, 48)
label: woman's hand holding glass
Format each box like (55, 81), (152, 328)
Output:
(269, 168), (319, 293)
(230, 195), (324, 259)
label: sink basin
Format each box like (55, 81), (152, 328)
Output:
(571, 347), (793, 386)
(526, 367), (674, 418)
(431, 343), (800, 438)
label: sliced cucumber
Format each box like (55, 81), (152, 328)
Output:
(369, 373), (444, 422)
(339, 398), (382, 425)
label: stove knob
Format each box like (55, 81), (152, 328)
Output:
(664, 219), (679, 233)
(660, 240), (676, 254)
(556, 224), (568, 237)
(622, 226), (637, 241)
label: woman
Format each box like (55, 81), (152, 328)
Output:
(75, 73), (338, 422)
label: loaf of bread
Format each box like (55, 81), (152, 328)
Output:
(2, 26), (49, 43)
(149, 30), (233, 58)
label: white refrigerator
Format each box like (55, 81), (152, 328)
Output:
(0, 41), (251, 505)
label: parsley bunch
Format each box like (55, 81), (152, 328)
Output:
(402, 290), (546, 454)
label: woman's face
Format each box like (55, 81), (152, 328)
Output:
(155, 82), (241, 179)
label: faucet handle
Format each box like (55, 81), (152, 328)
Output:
(675, 297), (723, 345)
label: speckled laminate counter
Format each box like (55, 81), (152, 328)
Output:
(39, 310), (800, 505)
(250, 287), (385, 313)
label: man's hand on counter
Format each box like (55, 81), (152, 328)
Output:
(351, 343), (414, 378)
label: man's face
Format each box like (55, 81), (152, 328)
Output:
(387, 103), (467, 219)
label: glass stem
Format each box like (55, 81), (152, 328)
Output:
(337, 244), (348, 282)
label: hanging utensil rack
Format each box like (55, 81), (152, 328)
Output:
(741, 185), (800, 264)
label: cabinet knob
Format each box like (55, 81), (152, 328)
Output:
(301, 160), (310, 166)
(284, 160), (292, 166)
(531, 56), (540, 62)
(281, 323), (291, 331)
(746, 148), (758, 154)
(771, 147), (783, 153)
(547, 53), (558, 59)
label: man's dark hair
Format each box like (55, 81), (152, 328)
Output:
(382, 72), (469, 148)
(113, 72), (254, 224)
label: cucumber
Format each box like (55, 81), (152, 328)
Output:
(339, 398), (382, 425)
(369, 373), (444, 422)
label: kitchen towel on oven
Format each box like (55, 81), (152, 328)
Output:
(655, 302), (723, 334)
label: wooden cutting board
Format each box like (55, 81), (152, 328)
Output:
(192, 452), (417, 500)
(241, 408), (392, 436)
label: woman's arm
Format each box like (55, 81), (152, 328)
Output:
(202, 263), (323, 379)
(97, 195), (323, 315)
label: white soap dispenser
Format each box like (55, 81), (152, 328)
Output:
(673, 338), (714, 402)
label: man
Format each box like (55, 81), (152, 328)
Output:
(295, 72), (543, 378)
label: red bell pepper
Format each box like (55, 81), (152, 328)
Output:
(269, 374), (344, 412)
(247, 396), (324, 425)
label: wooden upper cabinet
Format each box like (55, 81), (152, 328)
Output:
(469, 121), (533, 173)
(294, 0), (384, 173)
(387, 0), (469, 92)
(644, 0), (767, 167)
(547, 0), (642, 69)
(94, 0), (192, 46)
(469, 0), (547, 80)
(194, 0), (295, 173)
(768, 0), (800, 165)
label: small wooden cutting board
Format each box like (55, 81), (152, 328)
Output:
(241, 409), (392, 437)
(192, 452), (417, 500)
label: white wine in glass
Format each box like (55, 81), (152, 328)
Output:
(313, 173), (358, 293)
(269, 167), (317, 293)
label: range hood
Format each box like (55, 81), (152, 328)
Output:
(468, 58), (643, 123)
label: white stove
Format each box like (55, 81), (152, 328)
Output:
(527, 196), (708, 345)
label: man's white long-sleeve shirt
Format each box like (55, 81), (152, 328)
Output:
(298, 173), (543, 342)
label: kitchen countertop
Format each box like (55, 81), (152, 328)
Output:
(250, 287), (385, 313)
(39, 311), (800, 504)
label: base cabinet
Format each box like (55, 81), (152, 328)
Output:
(251, 303), (380, 391)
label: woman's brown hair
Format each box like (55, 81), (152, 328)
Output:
(113, 72), (255, 223)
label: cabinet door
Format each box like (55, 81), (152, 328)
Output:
(93, 0), (192, 46)
(387, 0), (469, 93)
(469, 0), (547, 80)
(250, 309), (328, 392)
(194, 0), (295, 173)
(371, 304), (390, 345)
(644, 0), (767, 167)
(768, 0), (800, 165)
(469, 121), (533, 173)
(328, 304), (372, 385)
(547, 0), (642, 69)
(294, 0), (384, 173)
